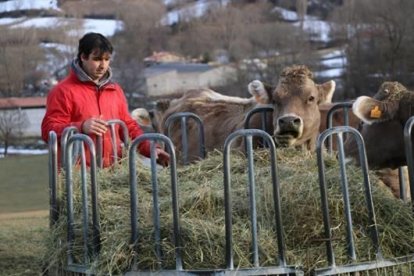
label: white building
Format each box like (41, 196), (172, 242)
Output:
(0, 97), (46, 137)
(144, 62), (237, 97)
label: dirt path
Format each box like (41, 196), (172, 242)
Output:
(0, 209), (48, 220)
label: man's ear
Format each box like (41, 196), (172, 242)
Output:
(80, 53), (88, 61)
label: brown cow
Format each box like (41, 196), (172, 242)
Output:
(153, 81), (273, 162)
(155, 65), (335, 161)
(155, 67), (408, 198)
(345, 81), (412, 169)
(343, 81), (412, 198)
(259, 82), (408, 199)
(270, 65), (335, 151)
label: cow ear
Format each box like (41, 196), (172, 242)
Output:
(317, 80), (335, 104)
(247, 80), (273, 104)
(352, 96), (397, 124)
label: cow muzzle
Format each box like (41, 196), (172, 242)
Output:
(274, 115), (303, 147)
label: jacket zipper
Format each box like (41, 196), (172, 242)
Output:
(96, 86), (103, 166)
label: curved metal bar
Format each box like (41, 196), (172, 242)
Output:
(107, 119), (129, 164)
(404, 116), (414, 209)
(129, 133), (182, 270)
(244, 105), (274, 131)
(316, 126), (382, 267)
(325, 102), (353, 154)
(64, 134), (99, 267)
(398, 167), (407, 202)
(164, 112), (205, 165)
(48, 131), (58, 228)
(223, 129), (286, 269)
(243, 105), (274, 148)
(61, 126), (79, 169)
(96, 135), (103, 168)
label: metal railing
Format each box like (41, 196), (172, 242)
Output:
(128, 133), (186, 274)
(314, 126), (414, 275)
(222, 128), (303, 275)
(243, 105), (274, 148)
(46, 114), (414, 275)
(64, 134), (99, 274)
(404, 116), (414, 208)
(163, 112), (206, 165)
(326, 102), (408, 201)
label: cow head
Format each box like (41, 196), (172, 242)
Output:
(345, 81), (413, 169)
(271, 65), (335, 150)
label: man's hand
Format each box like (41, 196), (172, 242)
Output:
(155, 148), (170, 167)
(82, 117), (108, 136)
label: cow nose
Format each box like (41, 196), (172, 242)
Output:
(278, 115), (302, 130)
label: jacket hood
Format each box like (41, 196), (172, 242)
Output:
(71, 58), (113, 88)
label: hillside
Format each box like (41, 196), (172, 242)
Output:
(0, 0), (346, 99)
(3, 0), (412, 103)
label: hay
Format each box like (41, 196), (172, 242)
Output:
(43, 148), (414, 275)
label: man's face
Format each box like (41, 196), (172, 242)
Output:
(81, 49), (111, 82)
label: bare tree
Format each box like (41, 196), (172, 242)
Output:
(296, 0), (308, 29)
(0, 27), (46, 97)
(0, 109), (30, 156)
(331, 0), (414, 98)
(169, 2), (273, 62)
(111, 0), (168, 104)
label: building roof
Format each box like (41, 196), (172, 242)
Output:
(143, 51), (185, 64)
(144, 62), (213, 77)
(0, 97), (46, 109)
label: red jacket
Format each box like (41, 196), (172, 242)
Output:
(41, 69), (151, 168)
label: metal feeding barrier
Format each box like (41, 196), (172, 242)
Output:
(404, 116), (414, 208)
(64, 134), (100, 275)
(222, 128), (304, 275)
(96, 119), (129, 168)
(61, 126), (79, 169)
(127, 133), (185, 274)
(48, 127), (81, 229)
(126, 130), (305, 275)
(325, 102), (353, 154)
(47, 112), (414, 275)
(163, 112), (206, 165)
(48, 131), (58, 228)
(326, 102), (408, 202)
(243, 105), (274, 148)
(314, 126), (414, 275)
(48, 126), (306, 275)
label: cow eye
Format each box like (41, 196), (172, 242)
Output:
(308, 96), (315, 103)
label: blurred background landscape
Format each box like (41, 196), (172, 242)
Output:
(1, 0), (414, 274)
(1, 0), (414, 214)
(1, 0), (413, 157)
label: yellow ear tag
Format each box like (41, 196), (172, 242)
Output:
(370, 106), (382, 118)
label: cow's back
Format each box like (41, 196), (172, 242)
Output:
(158, 89), (260, 162)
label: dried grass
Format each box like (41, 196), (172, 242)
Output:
(43, 148), (414, 275)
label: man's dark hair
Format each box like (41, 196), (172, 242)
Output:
(77, 32), (113, 62)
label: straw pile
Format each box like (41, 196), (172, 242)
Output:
(43, 148), (414, 275)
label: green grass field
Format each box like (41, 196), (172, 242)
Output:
(0, 211), (48, 276)
(0, 154), (49, 213)
(0, 154), (50, 275)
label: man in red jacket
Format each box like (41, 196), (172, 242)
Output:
(41, 32), (169, 168)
